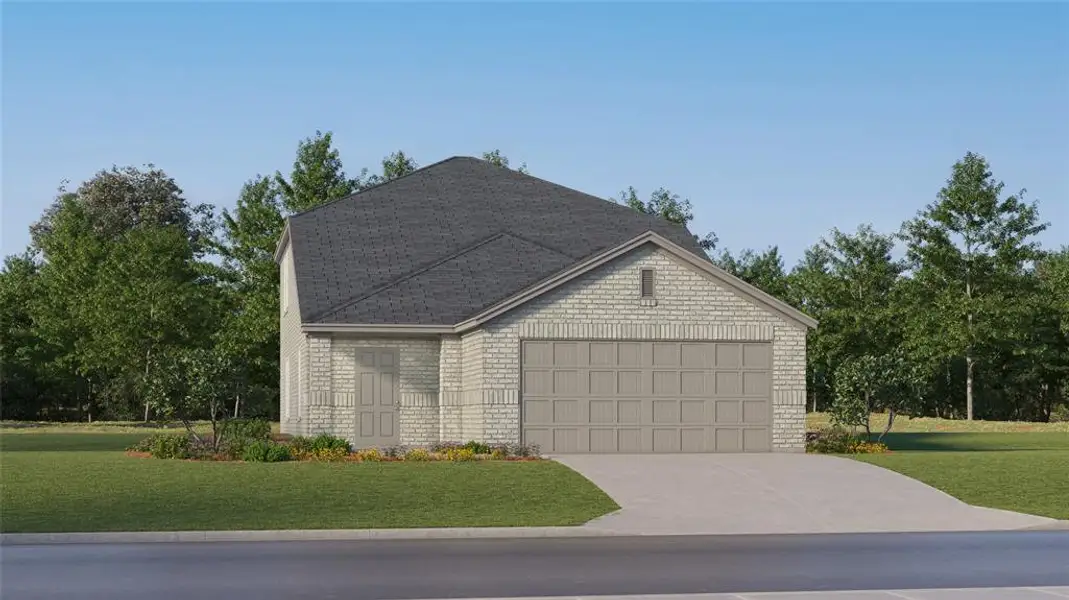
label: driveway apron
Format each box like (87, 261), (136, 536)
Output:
(554, 454), (1056, 535)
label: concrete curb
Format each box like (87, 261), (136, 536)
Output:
(0, 526), (618, 546)
(6, 520), (1069, 546)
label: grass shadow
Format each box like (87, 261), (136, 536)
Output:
(0, 433), (148, 452)
(882, 432), (1069, 452)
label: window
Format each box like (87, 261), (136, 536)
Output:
(640, 268), (655, 298)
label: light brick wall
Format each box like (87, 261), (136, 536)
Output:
(278, 245), (303, 435)
(298, 335), (441, 446)
(284, 243), (808, 452)
(477, 244), (809, 451)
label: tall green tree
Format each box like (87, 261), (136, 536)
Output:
(789, 225), (905, 411)
(619, 186), (718, 252)
(482, 149), (529, 174)
(713, 246), (790, 300)
(365, 150), (419, 186)
(214, 175), (287, 418)
(275, 131), (363, 213)
(900, 152), (1048, 419)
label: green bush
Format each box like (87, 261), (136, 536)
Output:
(127, 433), (171, 453)
(404, 448), (431, 461)
(1052, 404), (1069, 423)
(462, 440), (492, 455)
(806, 427), (859, 454)
(241, 440), (292, 462)
(288, 435), (313, 455)
(309, 433), (351, 453)
(222, 418), (271, 441)
(148, 433), (193, 459)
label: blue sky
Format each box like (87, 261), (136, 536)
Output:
(3, 2), (1067, 265)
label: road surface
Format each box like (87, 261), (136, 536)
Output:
(3, 531), (1069, 600)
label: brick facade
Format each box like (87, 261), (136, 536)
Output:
(282, 244), (808, 452)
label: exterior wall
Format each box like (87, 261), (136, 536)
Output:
(278, 245), (304, 435)
(300, 335), (441, 446)
(476, 244), (808, 452)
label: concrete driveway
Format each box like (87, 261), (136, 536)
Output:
(555, 454), (1058, 535)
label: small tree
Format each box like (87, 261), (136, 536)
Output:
(149, 346), (236, 451)
(832, 351), (925, 440)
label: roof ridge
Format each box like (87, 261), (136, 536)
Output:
(287, 155), (472, 220)
(308, 231), (509, 323)
(497, 230), (577, 261)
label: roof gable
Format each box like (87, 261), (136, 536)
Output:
(286, 156), (710, 325)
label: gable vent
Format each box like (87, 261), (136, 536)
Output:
(640, 269), (655, 298)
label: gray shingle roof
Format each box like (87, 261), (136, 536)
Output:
(288, 156), (709, 325)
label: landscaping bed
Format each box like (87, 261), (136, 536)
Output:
(0, 429), (618, 533)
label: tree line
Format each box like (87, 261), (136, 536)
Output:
(1, 133), (1066, 425)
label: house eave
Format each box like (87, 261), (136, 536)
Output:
(454, 230), (818, 332)
(301, 323), (456, 335)
(273, 220), (292, 264)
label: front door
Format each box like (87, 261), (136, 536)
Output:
(354, 348), (400, 448)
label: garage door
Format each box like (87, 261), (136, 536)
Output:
(521, 340), (772, 453)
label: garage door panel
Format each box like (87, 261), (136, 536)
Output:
(618, 371), (643, 395)
(653, 371), (680, 395)
(617, 343), (642, 366)
(524, 370), (553, 395)
(715, 372), (741, 395)
(521, 340), (772, 453)
(589, 342), (616, 366)
(681, 371), (705, 395)
(589, 371), (616, 394)
(681, 400), (705, 423)
(652, 400), (679, 423)
(715, 400), (740, 424)
(554, 370), (579, 395)
(714, 343), (742, 368)
(652, 343), (680, 366)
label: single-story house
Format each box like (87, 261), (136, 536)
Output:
(275, 156), (816, 453)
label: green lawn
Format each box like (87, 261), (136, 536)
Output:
(853, 432), (1069, 520)
(0, 433), (618, 533)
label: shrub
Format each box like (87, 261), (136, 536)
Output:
(849, 440), (889, 454)
(355, 448), (384, 462)
(444, 447), (477, 462)
(806, 427), (858, 454)
(404, 448), (431, 461)
(222, 418), (271, 442)
(1052, 404), (1069, 423)
(489, 447), (508, 460)
(311, 447), (350, 462)
(288, 435), (313, 455)
(807, 427), (889, 454)
(127, 433), (171, 453)
(504, 442), (541, 457)
(310, 433), (352, 453)
(430, 441), (463, 453)
(242, 440), (292, 462)
(462, 440), (492, 455)
(148, 433), (193, 459)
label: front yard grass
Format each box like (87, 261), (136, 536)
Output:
(852, 430), (1069, 521)
(0, 432), (618, 533)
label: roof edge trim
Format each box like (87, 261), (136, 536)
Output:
(273, 220), (292, 264)
(302, 323), (455, 335)
(454, 231), (818, 331)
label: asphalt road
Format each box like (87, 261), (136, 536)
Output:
(3, 531), (1069, 600)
